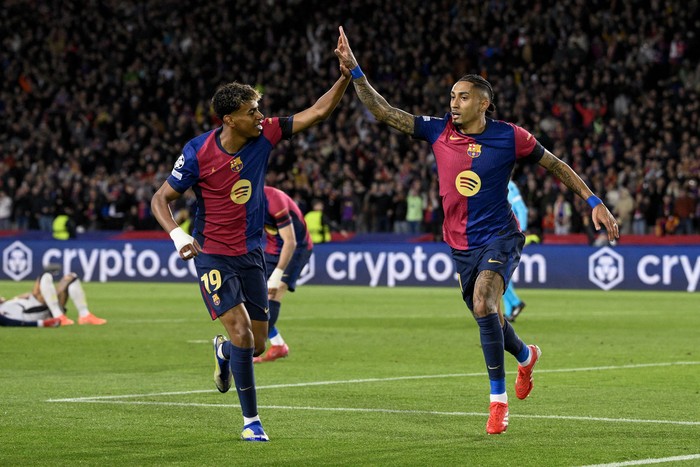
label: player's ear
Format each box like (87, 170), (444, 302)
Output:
(481, 98), (490, 113)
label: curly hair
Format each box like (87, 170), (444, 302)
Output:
(211, 82), (262, 119)
(457, 74), (496, 113)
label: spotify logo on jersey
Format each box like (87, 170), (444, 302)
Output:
(230, 179), (253, 204)
(455, 171), (481, 197)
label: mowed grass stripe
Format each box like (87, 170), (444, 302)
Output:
(46, 360), (699, 401)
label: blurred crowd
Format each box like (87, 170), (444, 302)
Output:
(1, 0), (699, 240)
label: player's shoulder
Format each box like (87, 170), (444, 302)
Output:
(488, 119), (535, 141)
(184, 128), (218, 156)
(264, 185), (284, 199)
(487, 118), (518, 132)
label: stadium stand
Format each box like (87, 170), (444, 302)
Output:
(1, 0), (698, 243)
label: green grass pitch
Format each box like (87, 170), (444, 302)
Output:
(1, 281), (698, 466)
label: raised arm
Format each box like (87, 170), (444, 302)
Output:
(334, 26), (415, 135)
(539, 150), (619, 241)
(291, 68), (351, 134)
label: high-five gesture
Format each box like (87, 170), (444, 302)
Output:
(335, 26), (416, 134)
(335, 26), (359, 75)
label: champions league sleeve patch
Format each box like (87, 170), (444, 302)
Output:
(174, 154), (185, 169)
(170, 154), (185, 179)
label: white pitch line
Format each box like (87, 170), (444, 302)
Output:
(43, 400), (700, 426)
(120, 319), (198, 324)
(46, 361), (700, 403)
(580, 454), (700, 466)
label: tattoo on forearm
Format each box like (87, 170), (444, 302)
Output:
(354, 80), (414, 134)
(551, 163), (584, 198)
(542, 153), (588, 199)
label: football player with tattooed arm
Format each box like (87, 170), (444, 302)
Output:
(335, 26), (618, 435)
(151, 51), (350, 442)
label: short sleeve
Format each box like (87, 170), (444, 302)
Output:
(267, 191), (292, 228)
(413, 115), (448, 144)
(166, 144), (200, 193)
(262, 117), (293, 146)
(510, 123), (544, 163)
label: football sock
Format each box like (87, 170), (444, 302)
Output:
(0, 315), (38, 327)
(228, 343), (258, 418)
(243, 415), (261, 426)
(270, 332), (285, 346)
(218, 340), (229, 360)
(476, 314), (506, 393)
(67, 279), (90, 318)
(268, 300), (285, 345)
(503, 282), (519, 317)
(518, 345), (533, 366)
(268, 300), (281, 333)
(39, 273), (63, 318)
(502, 320), (525, 357)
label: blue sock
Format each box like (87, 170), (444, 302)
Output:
(268, 300), (281, 338)
(502, 319), (525, 357)
(503, 282), (519, 317)
(490, 378), (506, 395)
(228, 343), (258, 418)
(476, 314), (505, 394)
(221, 340), (232, 359)
(516, 342), (531, 364)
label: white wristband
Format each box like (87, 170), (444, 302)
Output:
(267, 268), (285, 290)
(169, 227), (194, 257)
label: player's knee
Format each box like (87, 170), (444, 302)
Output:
(62, 273), (78, 283)
(472, 296), (498, 318)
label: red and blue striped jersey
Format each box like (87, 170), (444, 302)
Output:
(413, 115), (543, 251)
(263, 186), (312, 255)
(167, 117), (292, 256)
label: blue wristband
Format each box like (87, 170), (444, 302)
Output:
(587, 195), (603, 209)
(350, 65), (364, 80)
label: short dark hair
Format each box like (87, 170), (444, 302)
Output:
(211, 82), (262, 119)
(457, 74), (496, 112)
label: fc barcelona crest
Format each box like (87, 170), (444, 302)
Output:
(466, 143), (482, 158)
(212, 294), (221, 306)
(230, 156), (243, 172)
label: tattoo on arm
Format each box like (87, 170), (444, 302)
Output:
(354, 80), (414, 134)
(539, 151), (591, 200)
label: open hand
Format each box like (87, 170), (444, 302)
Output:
(592, 204), (620, 242)
(335, 26), (358, 76)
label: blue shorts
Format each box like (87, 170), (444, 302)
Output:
(452, 231), (525, 311)
(265, 248), (312, 292)
(194, 248), (269, 322)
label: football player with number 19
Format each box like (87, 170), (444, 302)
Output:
(335, 26), (619, 435)
(152, 59), (350, 441)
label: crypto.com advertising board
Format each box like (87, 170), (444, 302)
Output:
(1, 240), (699, 292)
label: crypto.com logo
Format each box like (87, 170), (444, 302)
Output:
(588, 247), (624, 290)
(2, 241), (33, 281)
(296, 253), (315, 286)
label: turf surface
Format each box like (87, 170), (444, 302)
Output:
(1, 282), (698, 466)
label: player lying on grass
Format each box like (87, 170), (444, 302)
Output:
(0, 267), (106, 327)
